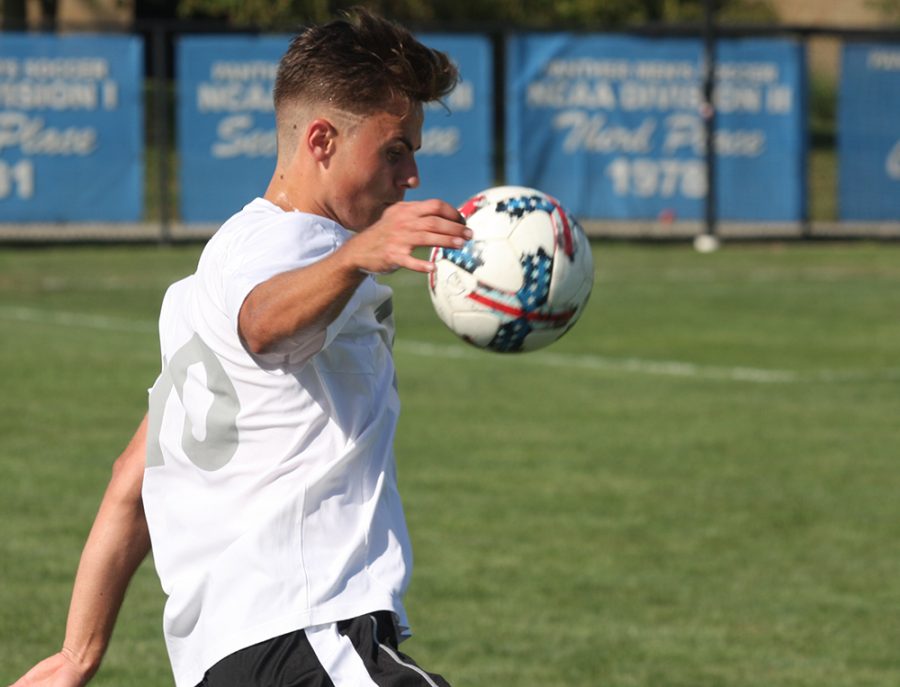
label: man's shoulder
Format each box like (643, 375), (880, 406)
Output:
(213, 199), (348, 254)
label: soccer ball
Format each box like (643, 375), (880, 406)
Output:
(428, 186), (594, 353)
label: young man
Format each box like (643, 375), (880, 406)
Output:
(13, 9), (468, 687)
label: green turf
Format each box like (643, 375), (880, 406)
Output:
(1, 242), (899, 686)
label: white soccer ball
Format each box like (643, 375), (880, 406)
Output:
(428, 185), (594, 353)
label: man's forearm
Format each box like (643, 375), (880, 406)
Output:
(239, 244), (366, 356)
(60, 417), (152, 678)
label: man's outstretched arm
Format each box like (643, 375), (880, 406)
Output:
(12, 415), (152, 687)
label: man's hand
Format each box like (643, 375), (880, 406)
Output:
(239, 198), (471, 354)
(345, 199), (471, 275)
(10, 650), (94, 687)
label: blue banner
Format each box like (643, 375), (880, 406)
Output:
(177, 34), (493, 223)
(407, 34), (493, 206)
(838, 43), (900, 221)
(0, 34), (143, 222)
(505, 35), (806, 221)
(177, 36), (286, 224)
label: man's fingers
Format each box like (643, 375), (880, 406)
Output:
(355, 200), (475, 274)
(414, 215), (472, 240)
(417, 230), (469, 249)
(390, 199), (465, 225)
(398, 255), (436, 274)
(428, 200), (466, 224)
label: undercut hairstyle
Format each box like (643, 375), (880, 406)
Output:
(273, 7), (459, 116)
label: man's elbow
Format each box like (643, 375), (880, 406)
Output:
(240, 319), (279, 355)
(237, 301), (275, 355)
(108, 446), (145, 507)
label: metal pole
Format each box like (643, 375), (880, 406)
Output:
(1, 0), (27, 30)
(696, 0), (720, 253)
(152, 22), (172, 244)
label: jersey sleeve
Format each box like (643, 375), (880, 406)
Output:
(219, 214), (359, 366)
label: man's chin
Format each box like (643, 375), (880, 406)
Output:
(354, 200), (403, 231)
(371, 202), (395, 223)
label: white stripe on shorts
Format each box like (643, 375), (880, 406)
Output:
(370, 616), (442, 687)
(304, 622), (379, 687)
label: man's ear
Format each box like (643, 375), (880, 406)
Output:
(307, 119), (337, 162)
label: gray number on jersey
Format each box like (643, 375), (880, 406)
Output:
(146, 333), (240, 471)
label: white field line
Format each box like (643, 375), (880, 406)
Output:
(396, 339), (800, 384)
(395, 342), (900, 385)
(2, 305), (897, 385)
(0, 305), (157, 334)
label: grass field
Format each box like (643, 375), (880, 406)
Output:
(1, 241), (899, 686)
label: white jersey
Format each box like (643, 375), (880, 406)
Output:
(142, 198), (411, 687)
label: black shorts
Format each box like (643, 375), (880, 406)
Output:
(196, 611), (451, 687)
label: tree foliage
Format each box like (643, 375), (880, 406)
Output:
(175, 0), (777, 30)
(867, 0), (900, 23)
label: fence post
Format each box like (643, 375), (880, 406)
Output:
(151, 21), (172, 243)
(697, 0), (720, 252)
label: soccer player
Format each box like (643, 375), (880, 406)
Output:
(13, 8), (469, 687)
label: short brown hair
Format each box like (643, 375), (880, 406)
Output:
(274, 7), (459, 115)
